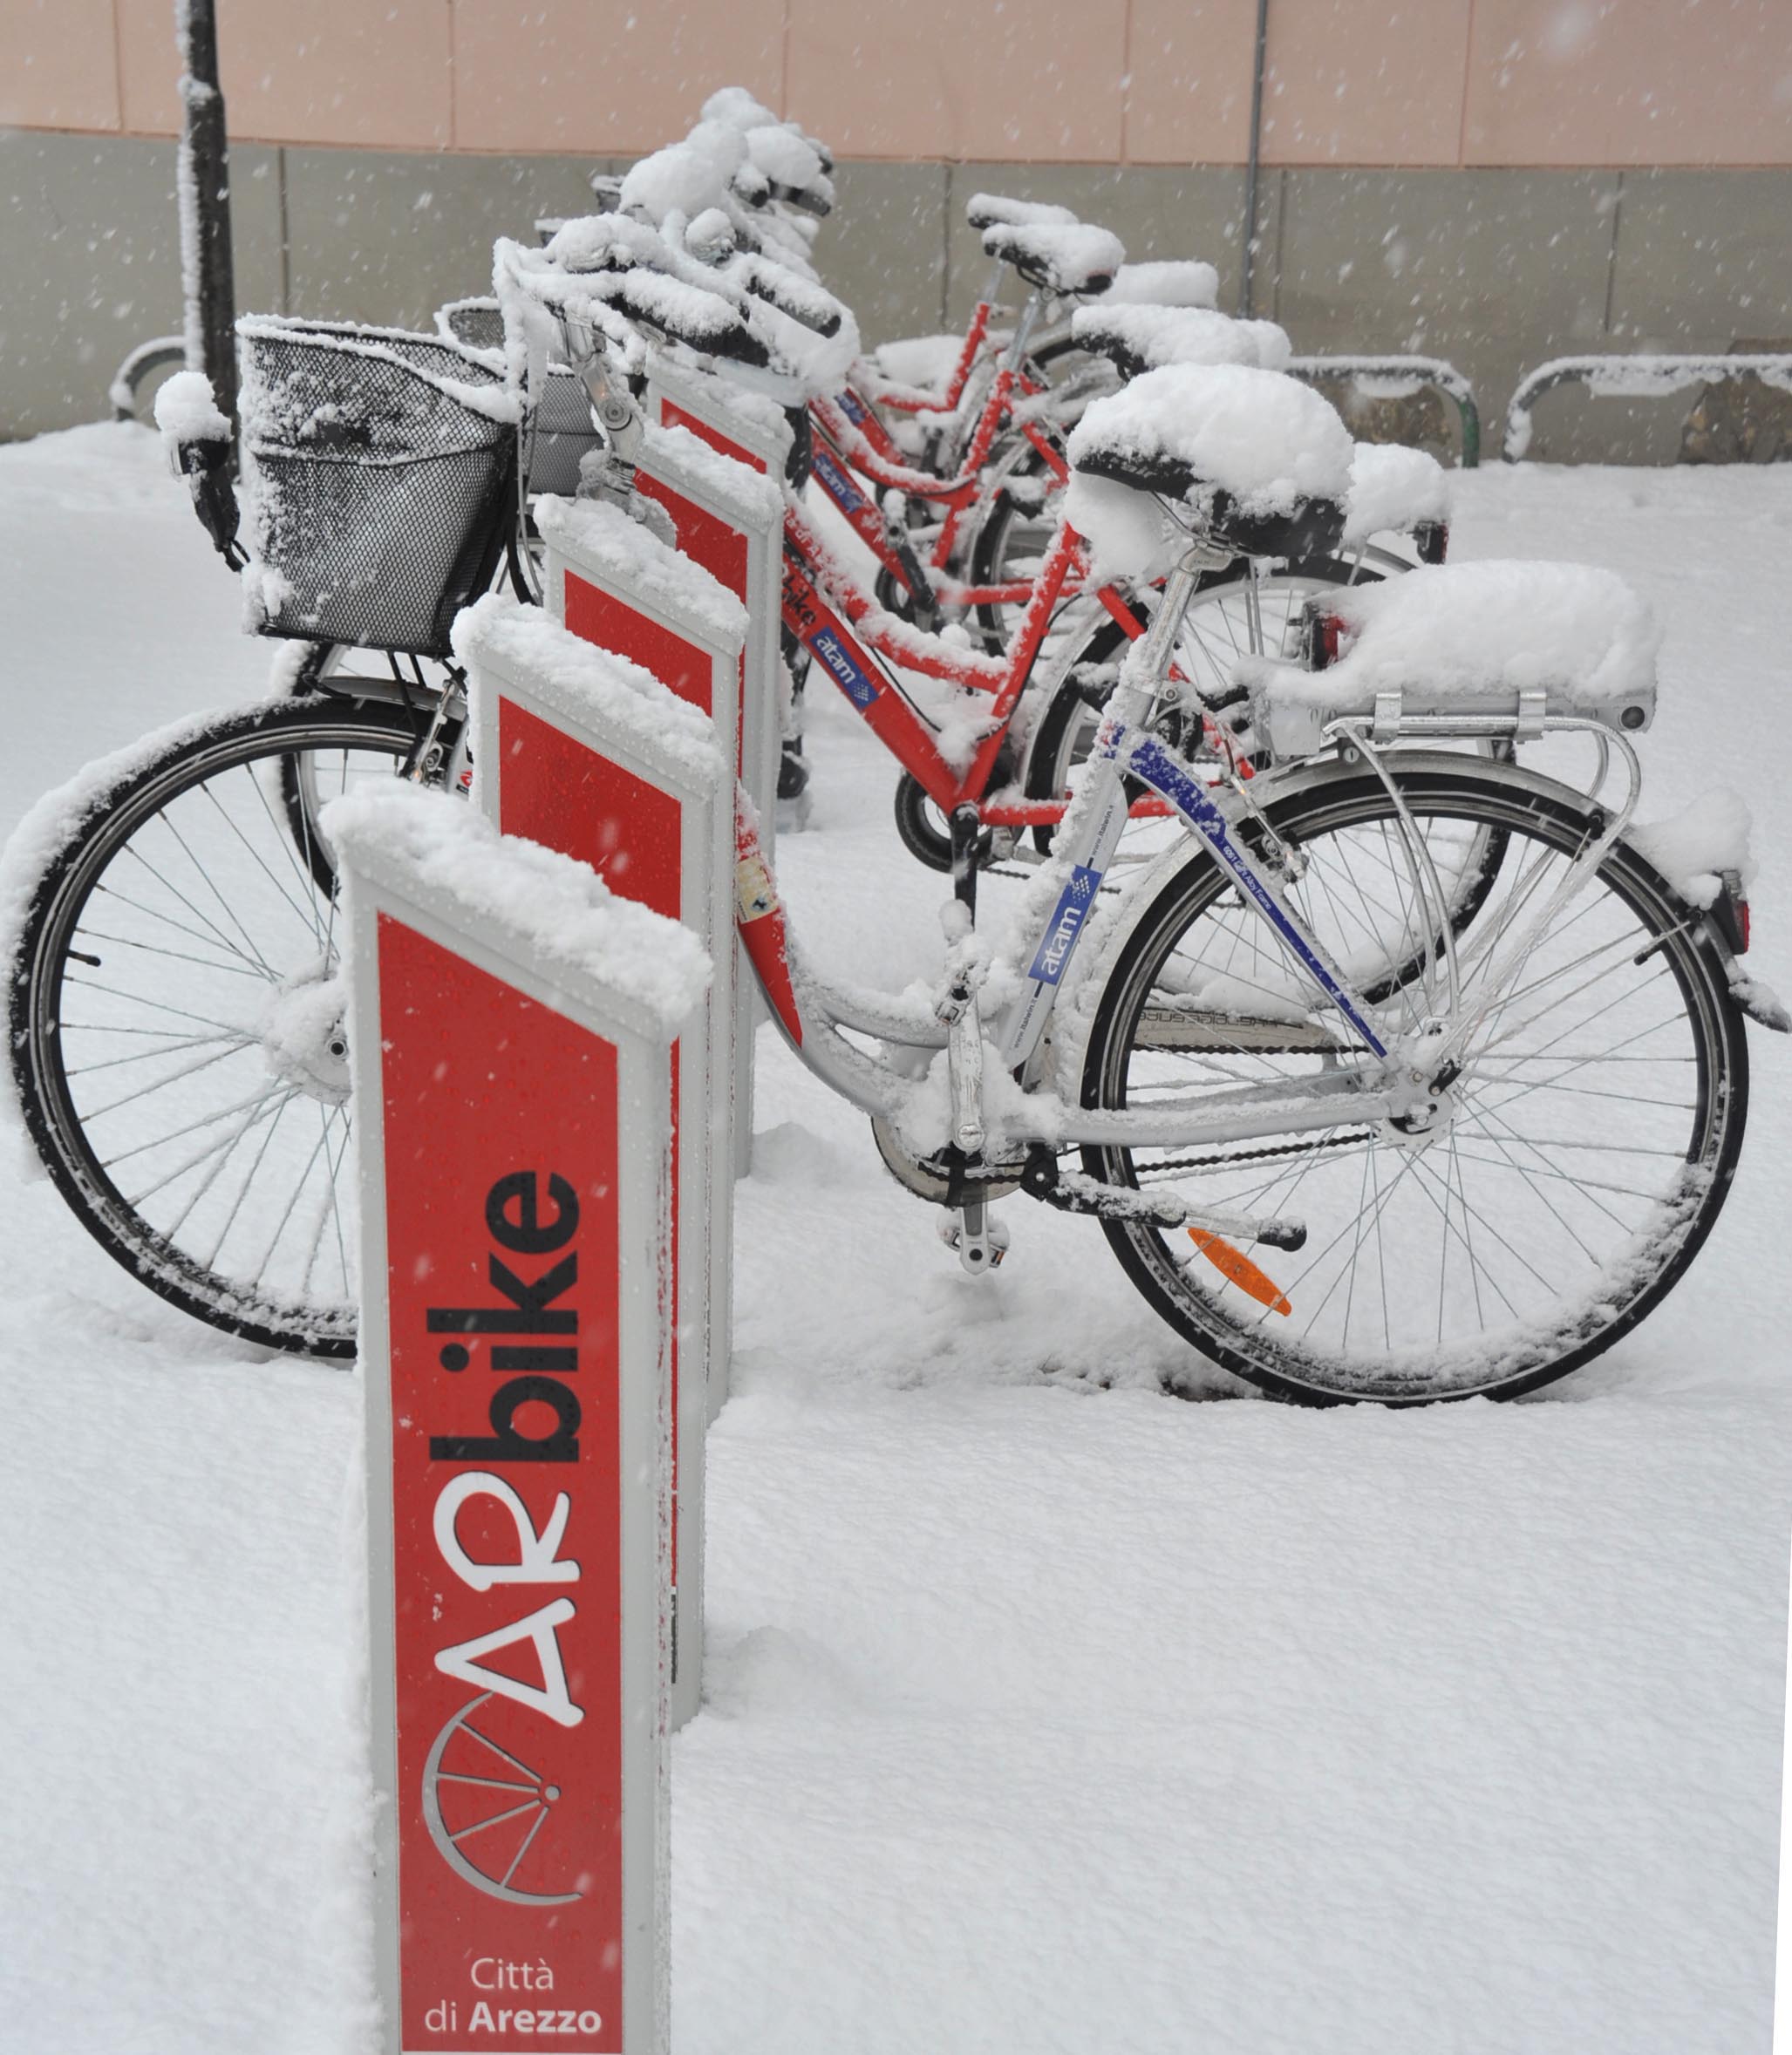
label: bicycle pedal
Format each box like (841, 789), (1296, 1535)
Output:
(937, 1206), (1010, 1276)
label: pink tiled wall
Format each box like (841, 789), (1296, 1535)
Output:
(3, 0), (1788, 166)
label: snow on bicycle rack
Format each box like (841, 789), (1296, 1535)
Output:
(1243, 559), (1661, 761)
(455, 590), (733, 1731)
(330, 774), (707, 2055)
(632, 421), (783, 1180)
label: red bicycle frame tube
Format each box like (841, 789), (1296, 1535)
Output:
(780, 510), (1175, 825)
(810, 393), (978, 503)
(804, 417), (919, 591)
(856, 301), (996, 418)
(794, 404), (1250, 781)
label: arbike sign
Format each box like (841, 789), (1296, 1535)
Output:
(333, 780), (696, 2055)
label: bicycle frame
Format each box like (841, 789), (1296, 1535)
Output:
(808, 279), (1083, 602)
(740, 556), (1410, 1164)
(780, 497), (1184, 832)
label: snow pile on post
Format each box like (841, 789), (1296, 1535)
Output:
(534, 493), (749, 644)
(323, 779), (710, 1037)
(453, 594), (723, 787)
(151, 369), (231, 461)
(642, 421), (784, 532)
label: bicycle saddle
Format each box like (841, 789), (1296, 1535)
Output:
(1066, 361), (1353, 559)
(1340, 441), (1451, 550)
(979, 221), (1125, 296)
(1103, 260), (1220, 310)
(1070, 304), (1291, 378)
(964, 191), (1079, 232)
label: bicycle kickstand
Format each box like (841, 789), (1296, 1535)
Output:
(935, 893), (1009, 1277)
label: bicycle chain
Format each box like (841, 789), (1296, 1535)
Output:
(1061, 1128), (1375, 1181)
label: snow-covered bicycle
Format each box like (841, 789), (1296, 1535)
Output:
(5, 216), (1778, 1399)
(726, 434), (1773, 1401)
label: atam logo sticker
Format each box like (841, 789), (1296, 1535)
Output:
(1027, 866), (1102, 986)
(807, 625), (882, 710)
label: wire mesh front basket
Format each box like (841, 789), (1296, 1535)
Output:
(237, 316), (521, 657)
(437, 297), (605, 500)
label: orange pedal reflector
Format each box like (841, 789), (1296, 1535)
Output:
(1188, 1228), (1292, 1316)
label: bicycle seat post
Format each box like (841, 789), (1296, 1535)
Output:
(1120, 553), (1206, 720)
(562, 317), (644, 510)
(1001, 288), (1046, 374)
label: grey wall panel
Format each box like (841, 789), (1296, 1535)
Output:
(3, 141), (1788, 463)
(279, 148), (602, 330)
(1274, 167), (1621, 456)
(0, 130), (281, 437)
(814, 161), (950, 346)
(1608, 169), (1792, 349)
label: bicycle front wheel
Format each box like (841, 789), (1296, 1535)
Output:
(7, 694), (431, 1357)
(1077, 759), (1748, 1404)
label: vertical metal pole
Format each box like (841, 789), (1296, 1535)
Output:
(175, 0), (238, 419)
(1238, 0), (1271, 318)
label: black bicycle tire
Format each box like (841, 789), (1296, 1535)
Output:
(8, 695), (426, 1359)
(1077, 762), (1748, 1405)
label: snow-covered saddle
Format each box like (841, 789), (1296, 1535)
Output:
(964, 191), (1078, 232)
(1070, 303), (1291, 378)
(1243, 560), (1660, 761)
(1064, 362), (1355, 565)
(980, 220), (1126, 296)
(1341, 442), (1452, 548)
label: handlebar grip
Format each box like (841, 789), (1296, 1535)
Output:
(608, 272), (773, 368)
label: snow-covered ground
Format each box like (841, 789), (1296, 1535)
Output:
(3, 423), (1790, 2053)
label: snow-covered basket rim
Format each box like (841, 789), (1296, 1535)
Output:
(236, 316), (525, 434)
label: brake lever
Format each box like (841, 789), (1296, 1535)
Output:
(180, 438), (247, 568)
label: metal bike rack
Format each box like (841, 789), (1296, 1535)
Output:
(1286, 354), (1482, 468)
(1502, 351), (1792, 461)
(107, 336), (187, 422)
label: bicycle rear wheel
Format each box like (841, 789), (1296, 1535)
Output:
(1077, 759), (1748, 1404)
(7, 694), (429, 1357)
